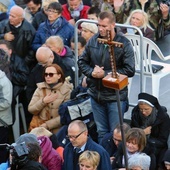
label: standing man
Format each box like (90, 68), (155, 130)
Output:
(63, 120), (112, 170)
(78, 11), (135, 142)
(0, 5), (36, 69)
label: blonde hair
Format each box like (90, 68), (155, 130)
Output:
(42, 0), (58, 8)
(0, 3), (8, 12)
(79, 150), (100, 169)
(46, 35), (64, 51)
(124, 9), (153, 31)
(30, 127), (52, 137)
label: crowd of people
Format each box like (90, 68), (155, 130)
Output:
(0, 0), (170, 170)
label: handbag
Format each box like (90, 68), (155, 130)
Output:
(28, 88), (50, 132)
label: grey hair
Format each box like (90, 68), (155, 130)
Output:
(128, 153), (151, 170)
(124, 9), (153, 31)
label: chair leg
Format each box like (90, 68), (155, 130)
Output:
(152, 77), (160, 99)
(12, 103), (20, 142)
(19, 103), (27, 133)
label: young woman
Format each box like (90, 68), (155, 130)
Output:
(28, 64), (73, 133)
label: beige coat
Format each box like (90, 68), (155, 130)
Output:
(28, 80), (73, 132)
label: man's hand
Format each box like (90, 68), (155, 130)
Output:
(92, 65), (105, 78)
(160, 3), (169, 20)
(4, 31), (15, 41)
(43, 92), (58, 104)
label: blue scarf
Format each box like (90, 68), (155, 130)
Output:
(46, 16), (62, 35)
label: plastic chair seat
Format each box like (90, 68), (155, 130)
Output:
(125, 34), (170, 99)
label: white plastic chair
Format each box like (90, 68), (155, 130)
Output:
(12, 95), (27, 141)
(125, 34), (170, 99)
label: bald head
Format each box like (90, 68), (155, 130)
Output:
(36, 47), (54, 66)
(9, 6), (24, 26)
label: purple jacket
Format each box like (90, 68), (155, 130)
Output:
(38, 136), (62, 170)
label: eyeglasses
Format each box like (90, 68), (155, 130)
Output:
(66, 130), (86, 140)
(44, 73), (58, 77)
(46, 9), (58, 13)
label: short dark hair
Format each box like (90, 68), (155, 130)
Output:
(114, 123), (131, 134)
(48, 2), (62, 14)
(71, 36), (87, 47)
(27, 143), (42, 162)
(24, 0), (42, 5)
(87, 6), (100, 17)
(98, 11), (116, 23)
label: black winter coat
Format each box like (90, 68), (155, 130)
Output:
(0, 19), (36, 68)
(78, 33), (135, 102)
(131, 105), (170, 149)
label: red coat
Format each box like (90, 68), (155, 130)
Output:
(62, 4), (90, 21)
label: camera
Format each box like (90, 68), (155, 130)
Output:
(0, 142), (29, 170)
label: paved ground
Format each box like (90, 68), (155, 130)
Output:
(124, 34), (170, 120)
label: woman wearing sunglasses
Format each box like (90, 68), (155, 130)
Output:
(28, 63), (73, 133)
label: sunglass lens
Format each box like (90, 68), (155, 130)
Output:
(45, 73), (54, 77)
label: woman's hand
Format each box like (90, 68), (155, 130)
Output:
(43, 92), (58, 104)
(160, 3), (169, 20)
(113, 0), (124, 12)
(144, 126), (152, 135)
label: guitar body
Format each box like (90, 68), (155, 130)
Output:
(102, 74), (128, 90)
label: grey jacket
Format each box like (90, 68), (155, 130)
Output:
(0, 70), (13, 126)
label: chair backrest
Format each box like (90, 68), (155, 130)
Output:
(124, 34), (167, 75)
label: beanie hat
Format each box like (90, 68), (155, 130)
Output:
(0, 0), (10, 8)
(16, 133), (39, 145)
(81, 22), (98, 34)
(138, 92), (159, 108)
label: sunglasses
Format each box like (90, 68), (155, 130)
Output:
(44, 73), (57, 77)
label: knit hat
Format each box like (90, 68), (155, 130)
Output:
(81, 22), (98, 34)
(0, 0), (10, 8)
(138, 92), (159, 108)
(16, 133), (39, 145)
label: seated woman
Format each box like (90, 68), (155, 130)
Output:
(28, 64), (73, 133)
(123, 9), (155, 41)
(79, 150), (100, 170)
(112, 128), (156, 170)
(131, 92), (170, 168)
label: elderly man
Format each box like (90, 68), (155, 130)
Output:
(0, 5), (36, 69)
(63, 120), (112, 170)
